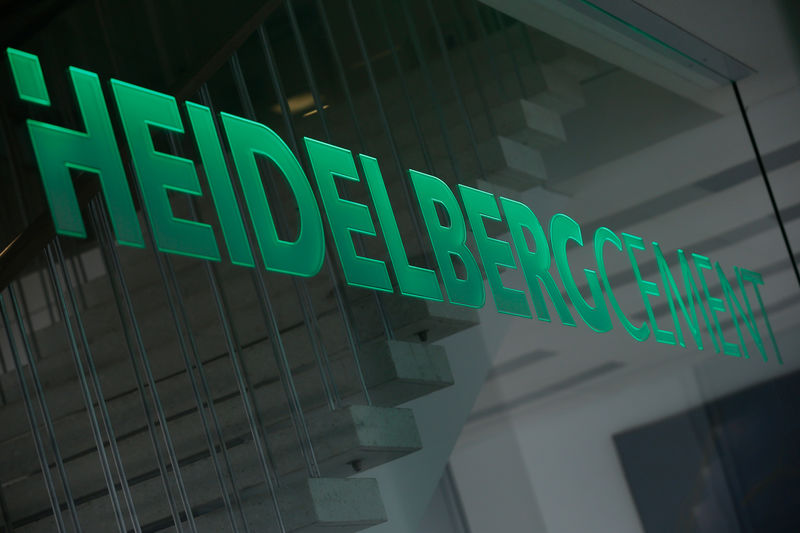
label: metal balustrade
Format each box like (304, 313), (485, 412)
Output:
(0, 0), (597, 530)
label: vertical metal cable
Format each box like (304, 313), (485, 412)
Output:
(82, 10), (197, 525)
(196, 84), (281, 468)
(75, 249), (90, 285)
(7, 284), (82, 532)
(424, 0), (487, 180)
(0, 483), (13, 533)
(0, 294), (70, 533)
(40, 268), (57, 328)
(93, 20), (218, 526)
(493, 10), (526, 96)
(251, 28), (373, 407)
(14, 281), (42, 364)
(228, 51), (322, 475)
(143, 0), (174, 88)
(0, 108), (33, 229)
(146, 124), (245, 528)
(319, 0), (406, 356)
(225, 28), (339, 408)
(52, 239), (142, 532)
(134, 195), (244, 532)
(316, 0), (369, 154)
(92, 0), (121, 77)
(67, 252), (89, 311)
(0, 335), (7, 380)
(468, 0), (507, 101)
(399, 1), (464, 186)
(205, 264), (289, 531)
(285, 0), (395, 342)
(41, 31), (91, 319)
(0, 107), (56, 339)
(203, 260), (288, 533)
(69, 215), (196, 533)
(318, 0), (435, 263)
(517, 19), (537, 65)
(442, 0), (498, 138)
(179, 199), (260, 533)
(374, 0), (437, 177)
(44, 243), (128, 533)
(165, 134), (251, 532)
(193, 83), (288, 532)
(89, 201), (185, 533)
(345, 0), (436, 275)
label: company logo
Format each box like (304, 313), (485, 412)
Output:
(6, 48), (782, 363)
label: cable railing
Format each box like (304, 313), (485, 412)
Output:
(0, 1), (546, 530)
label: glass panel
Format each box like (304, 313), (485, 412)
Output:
(0, 1), (797, 532)
(429, 3), (800, 533)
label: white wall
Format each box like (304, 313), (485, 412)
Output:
(450, 331), (800, 533)
(375, 2), (800, 531)
(440, 0), (800, 527)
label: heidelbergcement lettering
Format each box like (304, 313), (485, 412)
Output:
(6, 48), (782, 363)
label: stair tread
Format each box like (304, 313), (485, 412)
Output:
(9, 404), (419, 528)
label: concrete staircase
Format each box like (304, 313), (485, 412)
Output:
(0, 235), (476, 531)
(0, 18), (600, 533)
(297, 23), (593, 196)
(289, 22), (598, 258)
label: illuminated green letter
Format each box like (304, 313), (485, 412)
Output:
(550, 214), (611, 332)
(622, 233), (675, 345)
(501, 198), (574, 325)
(652, 244), (711, 350)
(360, 155), (442, 301)
(113, 80), (219, 260)
(716, 262), (766, 360)
(305, 138), (391, 292)
(693, 253), (740, 357)
(15, 58), (143, 246)
(595, 227), (648, 341)
(186, 102), (254, 267)
(460, 186), (530, 318)
(678, 250), (719, 352)
(221, 113), (324, 277)
(411, 170), (484, 308)
(737, 267), (781, 364)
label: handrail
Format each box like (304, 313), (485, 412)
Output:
(0, 0), (282, 292)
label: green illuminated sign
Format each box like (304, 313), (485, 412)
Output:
(6, 48), (782, 364)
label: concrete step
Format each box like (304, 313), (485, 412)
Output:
(315, 61), (581, 158)
(340, 21), (534, 113)
(15, 262), (324, 365)
(528, 63), (586, 114)
(319, 92), (567, 169)
(493, 98), (567, 149)
(546, 47), (612, 82)
(180, 477), (387, 533)
(319, 62), (528, 142)
(359, 340), (453, 406)
(338, 22), (575, 126)
(0, 339), (451, 485)
(0, 19), (582, 533)
(0, 254), (476, 407)
(0, 288), (475, 447)
(402, 134), (547, 192)
(468, 135), (548, 190)
(10, 405), (419, 531)
(331, 127), (547, 226)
